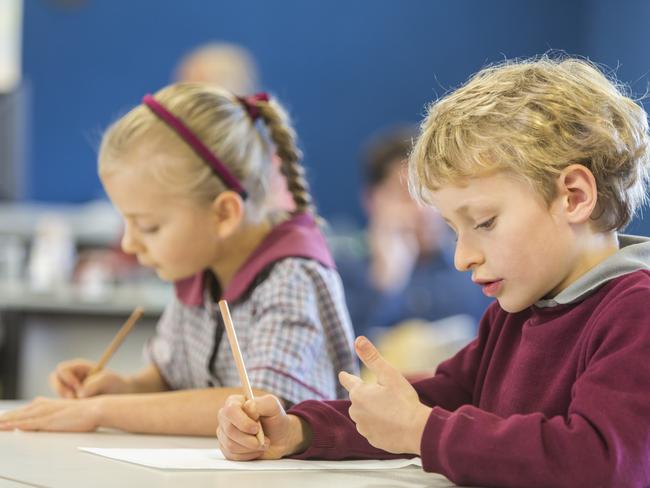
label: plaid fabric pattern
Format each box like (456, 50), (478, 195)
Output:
(145, 258), (358, 404)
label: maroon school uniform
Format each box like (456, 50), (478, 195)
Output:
(290, 235), (650, 488)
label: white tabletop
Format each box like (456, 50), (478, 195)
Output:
(0, 401), (460, 488)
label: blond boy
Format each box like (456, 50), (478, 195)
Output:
(216, 57), (650, 488)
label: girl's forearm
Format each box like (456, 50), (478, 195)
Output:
(124, 364), (169, 394)
(95, 387), (272, 436)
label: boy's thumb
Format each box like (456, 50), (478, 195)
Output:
(355, 336), (401, 386)
(251, 395), (285, 418)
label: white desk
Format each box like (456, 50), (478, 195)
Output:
(0, 401), (461, 488)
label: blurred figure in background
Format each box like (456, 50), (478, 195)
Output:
(174, 42), (259, 96)
(175, 41), (294, 213)
(335, 126), (491, 370)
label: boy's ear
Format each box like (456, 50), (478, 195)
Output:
(210, 191), (245, 239)
(556, 164), (598, 225)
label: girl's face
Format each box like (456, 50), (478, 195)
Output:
(101, 158), (222, 283)
(429, 171), (579, 313)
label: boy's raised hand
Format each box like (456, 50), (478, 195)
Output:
(217, 394), (311, 461)
(49, 358), (132, 398)
(339, 336), (432, 455)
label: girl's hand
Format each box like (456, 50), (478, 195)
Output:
(49, 359), (132, 398)
(0, 397), (103, 432)
(217, 394), (311, 461)
(339, 336), (432, 455)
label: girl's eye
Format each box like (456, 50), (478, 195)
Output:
(475, 217), (496, 230)
(139, 226), (160, 234)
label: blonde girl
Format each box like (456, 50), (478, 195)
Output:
(0, 84), (357, 435)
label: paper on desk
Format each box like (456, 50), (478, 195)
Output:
(79, 447), (422, 471)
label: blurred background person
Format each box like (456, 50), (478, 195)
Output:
(175, 41), (294, 213)
(335, 126), (491, 344)
(174, 41), (259, 96)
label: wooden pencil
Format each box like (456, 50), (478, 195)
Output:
(88, 306), (145, 377)
(218, 299), (265, 446)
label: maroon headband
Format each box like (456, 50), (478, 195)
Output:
(237, 92), (270, 121)
(142, 94), (248, 199)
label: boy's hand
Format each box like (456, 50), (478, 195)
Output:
(217, 394), (311, 461)
(0, 396), (103, 432)
(339, 336), (432, 455)
(49, 358), (133, 398)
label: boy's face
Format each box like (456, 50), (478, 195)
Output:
(101, 160), (222, 283)
(429, 171), (576, 313)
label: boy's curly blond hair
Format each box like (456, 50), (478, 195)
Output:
(409, 56), (650, 231)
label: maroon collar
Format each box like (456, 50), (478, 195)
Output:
(174, 213), (334, 306)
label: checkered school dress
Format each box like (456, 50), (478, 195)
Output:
(144, 214), (358, 405)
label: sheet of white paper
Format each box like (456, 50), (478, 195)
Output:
(79, 447), (422, 471)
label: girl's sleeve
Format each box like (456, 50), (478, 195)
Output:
(244, 260), (354, 405)
(143, 297), (188, 390)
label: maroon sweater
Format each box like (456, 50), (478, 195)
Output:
(290, 270), (650, 487)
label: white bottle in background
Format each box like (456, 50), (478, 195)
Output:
(0, 234), (25, 287)
(28, 214), (76, 292)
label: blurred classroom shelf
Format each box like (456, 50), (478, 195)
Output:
(0, 201), (169, 400)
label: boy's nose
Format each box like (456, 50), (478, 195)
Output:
(454, 237), (484, 272)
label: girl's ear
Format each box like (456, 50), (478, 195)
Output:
(556, 164), (598, 225)
(211, 191), (245, 239)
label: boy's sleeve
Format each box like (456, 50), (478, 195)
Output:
(409, 323), (487, 411)
(287, 306), (495, 460)
(418, 289), (650, 488)
(289, 400), (406, 460)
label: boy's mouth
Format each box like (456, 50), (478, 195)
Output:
(473, 278), (504, 297)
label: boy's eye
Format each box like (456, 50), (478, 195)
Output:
(474, 217), (496, 230)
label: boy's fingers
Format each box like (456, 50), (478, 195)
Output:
(251, 395), (285, 418)
(242, 399), (259, 421)
(354, 336), (402, 386)
(338, 371), (362, 392)
(242, 400), (266, 447)
(225, 394), (246, 407)
(216, 425), (265, 462)
(220, 421), (266, 451)
(220, 401), (260, 435)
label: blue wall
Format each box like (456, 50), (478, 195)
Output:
(21, 0), (650, 233)
(583, 0), (650, 236)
